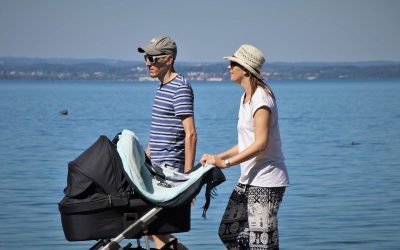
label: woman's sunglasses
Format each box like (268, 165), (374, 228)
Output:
(144, 55), (169, 64)
(230, 61), (240, 68)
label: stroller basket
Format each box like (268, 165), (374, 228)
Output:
(59, 194), (190, 241)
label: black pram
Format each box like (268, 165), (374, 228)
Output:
(58, 132), (225, 250)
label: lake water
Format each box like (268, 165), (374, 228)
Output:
(0, 80), (399, 250)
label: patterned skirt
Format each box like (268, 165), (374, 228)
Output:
(218, 183), (285, 250)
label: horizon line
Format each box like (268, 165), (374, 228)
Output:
(1, 56), (400, 65)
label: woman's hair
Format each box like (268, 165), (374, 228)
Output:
(248, 74), (274, 101)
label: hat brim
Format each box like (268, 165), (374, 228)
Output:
(223, 56), (263, 80)
(224, 56), (264, 80)
(137, 45), (163, 56)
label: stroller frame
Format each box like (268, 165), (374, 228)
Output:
(93, 207), (162, 250)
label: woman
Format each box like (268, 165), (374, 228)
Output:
(200, 44), (289, 250)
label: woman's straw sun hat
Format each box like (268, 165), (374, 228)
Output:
(224, 44), (265, 80)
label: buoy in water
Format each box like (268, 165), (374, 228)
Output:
(59, 109), (68, 116)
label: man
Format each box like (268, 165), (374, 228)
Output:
(138, 36), (196, 249)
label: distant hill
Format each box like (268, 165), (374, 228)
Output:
(1, 57), (400, 81)
(0, 57), (135, 66)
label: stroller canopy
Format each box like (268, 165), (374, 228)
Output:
(64, 135), (132, 199)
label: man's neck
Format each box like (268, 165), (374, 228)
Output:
(159, 70), (178, 85)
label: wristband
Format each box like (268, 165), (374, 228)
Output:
(224, 159), (231, 168)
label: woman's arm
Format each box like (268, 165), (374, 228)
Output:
(229, 107), (270, 165)
(201, 107), (270, 168)
(217, 144), (239, 160)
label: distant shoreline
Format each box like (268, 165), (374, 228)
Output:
(1, 57), (400, 81)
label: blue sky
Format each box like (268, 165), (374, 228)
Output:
(0, 0), (399, 62)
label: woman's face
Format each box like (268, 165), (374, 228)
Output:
(228, 61), (247, 83)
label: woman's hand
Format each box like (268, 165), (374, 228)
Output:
(200, 154), (226, 168)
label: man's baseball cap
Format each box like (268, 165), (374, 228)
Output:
(138, 36), (177, 58)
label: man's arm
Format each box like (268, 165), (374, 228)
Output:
(145, 144), (151, 158)
(182, 115), (197, 173)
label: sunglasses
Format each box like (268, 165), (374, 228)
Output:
(230, 61), (240, 68)
(144, 55), (169, 64)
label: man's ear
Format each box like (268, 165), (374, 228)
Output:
(167, 55), (174, 65)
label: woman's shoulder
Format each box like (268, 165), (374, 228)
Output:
(254, 87), (273, 100)
(252, 87), (274, 107)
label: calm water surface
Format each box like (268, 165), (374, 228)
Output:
(0, 80), (399, 249)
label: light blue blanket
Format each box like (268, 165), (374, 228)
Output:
(117, 129), (214, 204)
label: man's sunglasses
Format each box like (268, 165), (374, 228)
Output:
(144, 55), (169, 64)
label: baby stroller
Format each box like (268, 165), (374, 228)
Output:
(58, 130), (225, 250)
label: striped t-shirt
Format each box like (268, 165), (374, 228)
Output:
(149, 74), (194, 172)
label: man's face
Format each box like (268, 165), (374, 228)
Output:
(144, 54), (171, 78)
